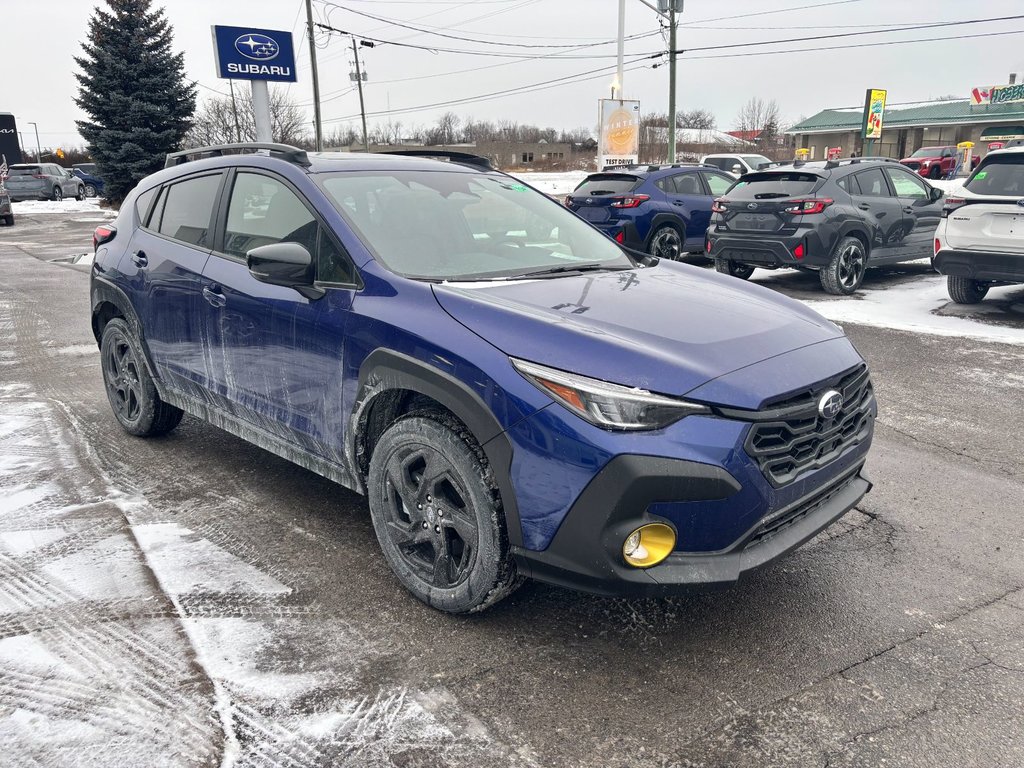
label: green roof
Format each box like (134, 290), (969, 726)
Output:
(787, 99), (1024, 134)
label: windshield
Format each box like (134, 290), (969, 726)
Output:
(965, 155), (1024, 196)
(317, 170), (633, 281)
(726, 172), (821, 199)
(741, 155), (773, 168)
(910, 147), (946, 158)
(572, 174), (639, 196)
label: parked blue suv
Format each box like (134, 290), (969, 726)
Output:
(90, 143), (875, 613)
(565, 164), (735, 259)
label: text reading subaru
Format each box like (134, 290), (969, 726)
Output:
(90, 144), (875, 613)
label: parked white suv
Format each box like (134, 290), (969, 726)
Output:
(933, 145), (1024, 303)
(701, 153), (774, 177)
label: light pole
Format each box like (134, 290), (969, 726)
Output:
(26, 121), (43, 164)
(637, 0), (683, 161)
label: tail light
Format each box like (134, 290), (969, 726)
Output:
(93, 224), (117, 252)
(793, 242), (805, 259)
(934, 238), (941, 255)
(711, 198), (728, 214)
(33, 174), (47, 179)
(784, 198), (834, 215)
(941, 197), (966, 218)
(705, 237), (712, 254)
(610, 194), (650, 208)
(614, 230), (626, 243)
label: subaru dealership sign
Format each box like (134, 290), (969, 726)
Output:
(212, 25), (297, 83)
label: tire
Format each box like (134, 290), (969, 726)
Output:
(820, 236), (867, 295)
(84, 184), (97, 198)
(75, 185), (85, 201)
(647, 224), (684, 261)
(2, 214), (13, 226)
(947, 275), (990, 304)
(52, 186), (63, 202)
(929, 166), (942, 180)
(714, 258), (754, 280)
(367, 414), (521, 614)
(100, 318), (183, 437)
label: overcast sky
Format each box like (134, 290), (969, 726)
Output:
(7, 0), (1024, 150)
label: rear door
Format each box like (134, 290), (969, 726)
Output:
(201, 169), (356, 464)
(665, 171), (711, 247)
(848, 167), (906, 262)
(884, 166), (943, 259)
(122, 171), (223, 397)
(944, 153), (1024, 253)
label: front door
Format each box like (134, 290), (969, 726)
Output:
(884, 166), (944, 259)
(201, 170), (355, 464)
(848, 167), (906, 262)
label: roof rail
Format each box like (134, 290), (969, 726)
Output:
(378, 149), (493, 170)
(823, 156), (901, 169)
(600, 162), (701, 172)
(164, 142), (311, 169)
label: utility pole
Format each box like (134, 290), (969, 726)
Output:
(614, 0), (626, 98)
(227, 79), (242, 142)
(667, 4), (678, 161)
(352, 36), (370, 153)
(306, 0), (323, 151)
(27, 121), (42, 163)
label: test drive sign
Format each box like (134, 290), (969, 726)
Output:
(862, 88), (886, 140)
(599, 99), (640, 168)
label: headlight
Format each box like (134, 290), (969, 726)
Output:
(511, 358), (709, 430)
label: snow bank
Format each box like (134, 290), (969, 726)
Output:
(11, 199), (115, 215)
(510, 171), (588, 196)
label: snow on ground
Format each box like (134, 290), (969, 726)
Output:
(509, 170), (588, 196)
(11, 199), (115, 216)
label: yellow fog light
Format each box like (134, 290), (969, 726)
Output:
(622, 523), (676, 568)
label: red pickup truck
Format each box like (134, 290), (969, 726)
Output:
(899, 146), (979, 179)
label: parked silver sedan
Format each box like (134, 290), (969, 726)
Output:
(4, 163), (85, 202)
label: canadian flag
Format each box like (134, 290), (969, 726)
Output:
(971, 86), (993, 105)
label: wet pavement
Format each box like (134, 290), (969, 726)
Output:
(1, 209), (1022, 767)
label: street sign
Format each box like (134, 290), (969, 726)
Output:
(599, 99), (641, 169)
(862, 88), (886, 140)
(212, 25), (297, 83)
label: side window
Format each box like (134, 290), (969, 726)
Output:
(654, 177), (672, 193)
(134, 186), (159, 225)
(672, 172), (703, 195)
(317, 230), (356, 285)
(886, 168), (929, 199)
(703, 172), (732, 196)
(852, 168), (890, 198)
(703, 158), (721, 170)
(155, 174), (222, 247)
(836, 176), (850, 193)
(223, 172), (317, 259)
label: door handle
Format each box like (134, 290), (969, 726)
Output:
(130, 250), (148, 267)
(202, 285), (227, 308)
(672, 201), (686, 206)
(903, 207), (915, 214)
(857, 203), (871, 211)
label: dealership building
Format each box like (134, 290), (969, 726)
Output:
(786, 97), (1024, 161)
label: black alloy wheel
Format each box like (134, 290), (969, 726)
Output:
(648, 225), (683, 260)
(52, 186), (63, 202)
(820, 236), (866, 295)
(715, 258), (755, 280)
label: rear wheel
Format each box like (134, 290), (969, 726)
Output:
(947, 275), (990, 304)
(820, 236), (866, 295)
(714, 258), (754, 280)
(100, 318), (183, 437)
(929, 166), (942, 180)
(52, 186), (63, 202)
(367, 414), (520, 614)
(648, 225), (683, 261)
(1, 214), (12, 227)
(84, 184), (98, 198)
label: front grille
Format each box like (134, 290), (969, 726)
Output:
(903, 161), (921, 171)
(740, 365), (875, 487)
(744, 468), (859, 549)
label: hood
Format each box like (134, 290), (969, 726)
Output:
(432, 261), (844, 402)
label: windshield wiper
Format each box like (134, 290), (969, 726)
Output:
(507, 263), (632, 279)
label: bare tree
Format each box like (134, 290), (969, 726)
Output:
(734, 97), (781, 136)
(187, 85), (307, 147)
(679, 108), (716, 130)
(423, 112), (461, 145)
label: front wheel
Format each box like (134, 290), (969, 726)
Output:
(947, 275), (990, 304)
(647, 225), (683, 261)
(714, 258), (754, 280)
(367, 414), (521, 614)
(820, 236), (866, 295)
(52, 186), (63, 202)
(75, 186), (85, 201)
(100, 318), (183, 436)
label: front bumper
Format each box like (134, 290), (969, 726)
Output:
(513, 452), (871, 597)
(933, 248), (1024, 283)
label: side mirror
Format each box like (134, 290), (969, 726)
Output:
(929, 186), (944, 202)
(246, 242), (323, 299)
(731, 164), (744, 175)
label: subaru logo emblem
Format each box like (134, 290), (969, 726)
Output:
(818, 390), (844, 420)
(1017, 198), (1024, 208)
(586, 198), (592, 204)
(747, 203), (758, 210)
(235, 33), (280, 61)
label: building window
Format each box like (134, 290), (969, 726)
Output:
(521, 152), (534, 163)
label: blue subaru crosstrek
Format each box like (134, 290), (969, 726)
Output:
(90, 143), (875, 613)
(565, 164), (735, 259)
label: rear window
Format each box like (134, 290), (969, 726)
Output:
(727, 172), (820, 199)
(8, 166), (42, 176)
(965, 155), (1024, 196)
(572, 174), (639, 196)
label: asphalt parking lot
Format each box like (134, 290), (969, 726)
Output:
(2, 207), (1023, 767)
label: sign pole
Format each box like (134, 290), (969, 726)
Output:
(251, 80), (273, 143)
(614, 0), (625, 98)
(667, 4), (678, 162)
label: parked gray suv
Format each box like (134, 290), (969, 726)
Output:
(4, 163), (85, 202)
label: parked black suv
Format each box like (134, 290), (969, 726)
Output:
(707, 159), (946, 294)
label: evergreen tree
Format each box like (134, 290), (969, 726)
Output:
(74, 0), (195, 204)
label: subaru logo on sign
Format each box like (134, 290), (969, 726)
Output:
(235, 33), (279, 61)
(818, 390), (844, 420)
